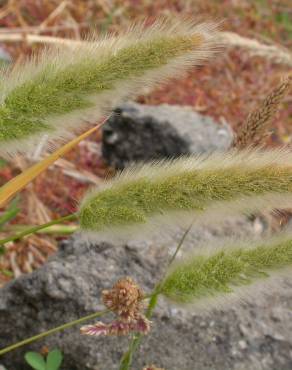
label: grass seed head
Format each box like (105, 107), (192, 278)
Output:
(0, 18), (219, 156)
(79, 149), (292, 241)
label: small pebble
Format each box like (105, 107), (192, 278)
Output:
(238, 340), (247, 350)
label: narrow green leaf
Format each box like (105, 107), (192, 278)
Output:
(0, 309), (108, 356)
(0, 196), (20, 230)
(0, 268), (13, 276)
(0, 123), (102, 207)
(0, 158), (7, 168)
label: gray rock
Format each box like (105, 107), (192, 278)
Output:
(102, 102), (233, 169)
(1, 219), (292, 370)
(1, 103), (292, 370)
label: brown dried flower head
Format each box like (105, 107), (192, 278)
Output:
(233, 75), (291, 149)
(80, 321), (108, 336)
(81, 277), (150, 337)
(80, 315), (151, 337)
(102, 277), (144, 320)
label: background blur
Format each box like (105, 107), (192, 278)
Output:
(0, 0), (291, 285)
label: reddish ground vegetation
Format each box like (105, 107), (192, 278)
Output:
(0, 0), (290, 284)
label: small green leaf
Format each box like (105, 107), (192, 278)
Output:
(46, 349), (63, 370)
(0, 196), (20, 230)
(24, 352), (46, 370)
(0, 158), (7, 168)
(0, 268), (13, 276)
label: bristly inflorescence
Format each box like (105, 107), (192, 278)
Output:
(160, 234), (292, 308)
(0, 18), (219, 156)
(79, 148), (292, 241)
(233, 75), (291, 149)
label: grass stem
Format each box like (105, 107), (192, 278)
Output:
(119, 221), (194, 370)
(0, 213), (78, 248)
(0, 309), (109, 356)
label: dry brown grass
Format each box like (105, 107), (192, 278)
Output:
(233, 75), (291, 149)
(0, 0), (291, 284)
(219, 32), (292, 68)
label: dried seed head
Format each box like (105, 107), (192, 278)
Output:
(233, 75), (291, 149)
(143, 366), (165, 370)
(80, 315), (151, 337)
(81, 277), (150, 337)
(80, 321), (108, 336)
(102, 277), (144, 320)
(109, 315), (151, 336)
(132, 315), (151, 335)
(107, 320), (133, 336)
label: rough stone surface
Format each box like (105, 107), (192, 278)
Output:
(1, 103), (292, 370)
(102, 102), (233, 169)
(1, 225), (292, 370)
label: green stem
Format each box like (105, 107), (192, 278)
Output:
(6, 224), (78, 235)
(119, 220), (194, 370)
(0, 309), (109, 356)
(119, 291), (159, 370)
(167, 220), (195, 267)
(0, 213), (78, 247)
